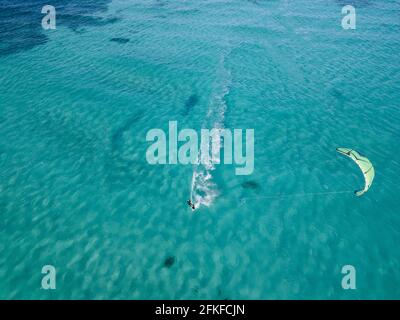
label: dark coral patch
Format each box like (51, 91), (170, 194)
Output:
(241, 181), (260, 190)
(0, 0), (115, 56)
(163, 256), (176, 268)
(182, 94), (199, 116)
(110, 37), (130, 44)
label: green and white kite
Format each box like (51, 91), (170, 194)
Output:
(336, 147), (375, 196)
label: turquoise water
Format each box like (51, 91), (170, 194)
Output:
(1, 0), (400, 299)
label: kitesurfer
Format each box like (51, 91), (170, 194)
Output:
(187, 200), (195, 210)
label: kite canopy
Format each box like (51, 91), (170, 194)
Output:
(336, 148), (375, 196)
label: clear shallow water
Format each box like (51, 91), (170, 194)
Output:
(0, 0), (400, 299)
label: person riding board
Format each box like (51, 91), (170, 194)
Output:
(187, 199), (195, 210)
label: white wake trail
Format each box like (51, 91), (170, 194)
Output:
(190, 54), (232, 209)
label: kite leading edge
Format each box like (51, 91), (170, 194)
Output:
(336, 147), (375, 196)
